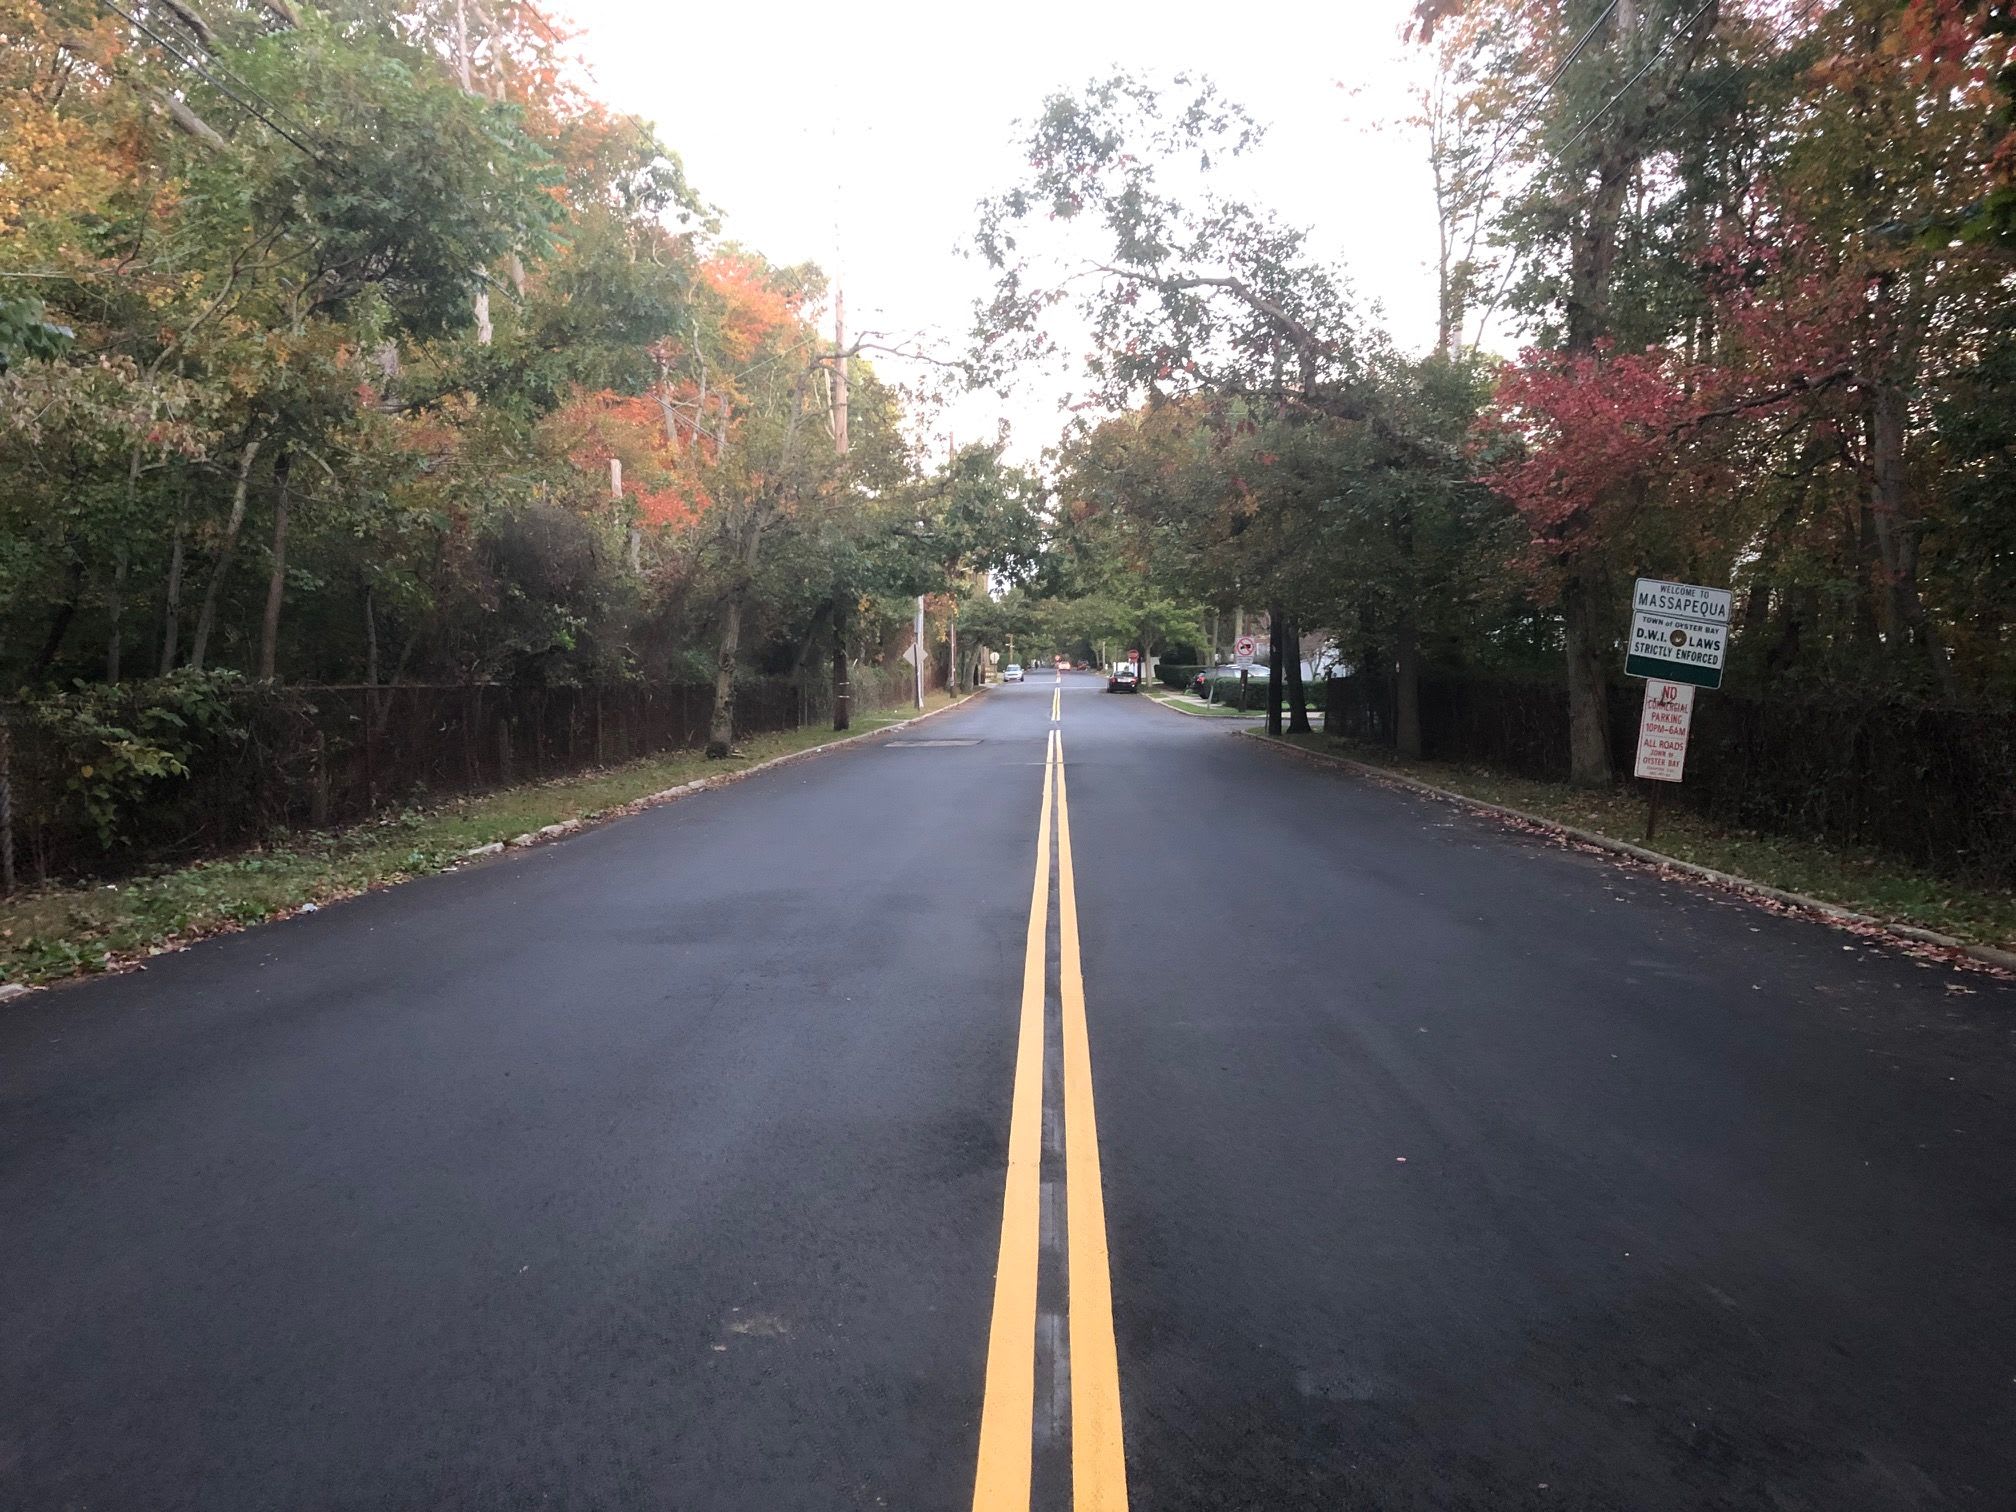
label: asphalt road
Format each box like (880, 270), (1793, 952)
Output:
(3, 672), (2014, 1510)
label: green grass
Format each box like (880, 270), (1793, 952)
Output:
(1144, 688), (1279, 720)
(0, 693), (958, 990)
(1266, 733), (2016, 953)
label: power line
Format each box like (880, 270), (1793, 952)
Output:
(1559, 0), (1721, 151)
(1657, 1), (1814, 145)
(143, 0), (308, 137)
(98, 0), (332, 166)
(1476, 1), (1622, 180)
(1551, 1), (1624, 90)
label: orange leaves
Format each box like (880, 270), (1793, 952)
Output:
(0, 1), (129, 228)
(700, 254), (807, 368)
(546, 387), (712, 529)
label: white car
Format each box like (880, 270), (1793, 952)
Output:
(1001, 664), (1025, 682)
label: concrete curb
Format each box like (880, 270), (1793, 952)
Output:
(1143, 690), (1264, 720)
(2, 693), (985, 1001)
(1243, 731), (2016, 976)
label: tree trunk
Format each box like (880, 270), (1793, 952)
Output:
(1561, 572), (1613, 785)
(1853, 503), (1884, 647)
(707, 514), (767, 757)
(1866, 378), (1955, 692)
(831, 591), (851, 732)
(106, 546), (127, 682)
(705, 588), (744, 758)
(107, 443), (144, 682)
(159, 519), (184, 675)
(257, 450), (292, 681)
(30, 555), (84, 682)
(190, 435), (262, 672)
(1741, 582), (1769, 636)
(1285, 614), (1312, 734)
(1266, 607), (1286, 737)
(1768, 585), (1816, 673)
(1395, 614), (1422, 757)
(1547, 0), (1693, 785)
(789, 601), (831, 725)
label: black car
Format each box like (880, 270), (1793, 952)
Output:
(1106, 666), (1140, 693)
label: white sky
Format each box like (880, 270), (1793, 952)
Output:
(553, 0), (1441, 463)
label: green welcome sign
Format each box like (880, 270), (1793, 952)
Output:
(1626, 578), (1731, 690)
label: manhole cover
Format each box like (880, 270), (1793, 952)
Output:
(885, 739), (981, 747)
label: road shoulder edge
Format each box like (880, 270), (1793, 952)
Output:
(494, 689), (982, 850)
(0, 692), (985, 1004)
(1241, 730), (2016, 976)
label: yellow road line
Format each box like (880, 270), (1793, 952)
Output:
(970, 727), (1056, 1512)
(1052, 686), (1061, 722)
(1054, 735), (1130, 1510)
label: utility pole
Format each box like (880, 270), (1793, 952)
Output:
(830, 287), (852, 731)
(831, 288), (849, 455)
(454, 0), (492, 345)
(917, 425), (944, 709)
(613, 458), (639, 574)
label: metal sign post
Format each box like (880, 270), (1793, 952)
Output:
(1632, 679), (1696, 839)
(1234, 634), (1256, 709)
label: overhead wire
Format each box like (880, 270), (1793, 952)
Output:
(143, 0), (308, 137)
(98, 0), (344, 172)
(1473, 0), (1623, 182)
(1558, 0), (1722, 151)
(1657, 1), (1817, 145)
(1460, 1), (1743, 349)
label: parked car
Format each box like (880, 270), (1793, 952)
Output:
(1002, 663), (1024, 683)
(1106, 665), (1140, 693)
(1200, 667), (1268, 704)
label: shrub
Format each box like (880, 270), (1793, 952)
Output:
(1200, 672), (1275, 708)
(1157, 663), (1205, 689)
(17, 671), (252, 850)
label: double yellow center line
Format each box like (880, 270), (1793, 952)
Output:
(971, 724), (1129, 1511)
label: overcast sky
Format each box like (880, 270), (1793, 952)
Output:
(553, 0), (1440, 462)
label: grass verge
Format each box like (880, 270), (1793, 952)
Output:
(1272, 733), (2016, 954)
(1143, 688), (1275, 719)
(1, 693), (959, 990)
